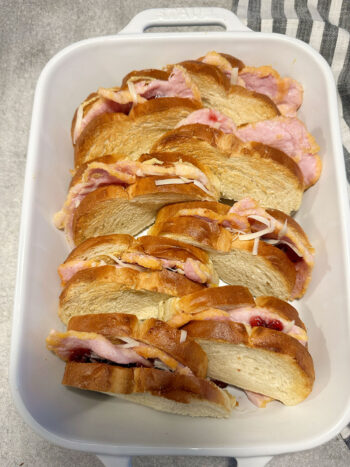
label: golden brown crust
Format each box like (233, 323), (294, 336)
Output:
(137, 151), (219, 194)
(153, 123), (233, 154)
(184, 320), (249, 345)
(70, 154), (129, 188)
(67, 312), (139, 338)
(137, 318), (208, 378)
(249, 142), (304, 189)
(63, 234), (134, 263)
(135, 235), (210, 265)
(67, 313), (208, 378)
(74, 98), (202, 168)
(176, 285), (255, 314)
(129, 97), (201, 119)
(184, 320), (314, 384)
(177, 60), (231, 91)
(254, 296), (306, 331)
(126, 176), (214, 200)
(249, 326), (315, 383)
(121, 69), (170, 87)
(72, 185), (128, 246)
(62, 363), (234, 410)
(59, 265), (205, 307)
(230, 238), (296, 290)
(150, 216), (233, 253)
(153, 125), (303, 190)
(266, 209), (313, 248)
(71, 179), (214, 245)
(219, 53), (245, 70)
(74, 112), (129, 168)
(153, 201), (230, 223)
(229, 85), (280, 116)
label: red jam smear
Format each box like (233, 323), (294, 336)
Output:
(249, 316), (283, 331)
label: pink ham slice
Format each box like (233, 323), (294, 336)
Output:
(245, 390), (273, 408)
(73, 66), (199, 144)
(238, 66), (303, 117)
(46, 331), (151, 366)
(140, 66), (199, 100)
(98, 66), (199, 108)
(73, 98), (131, 144)
(58, 255), (213, 285)
(236, 116), (321, 188)
(55, 159), (213, 247)
(177, 108), (320, 188)
(176, 108), (237, 134)
(53, 168), (134, 247)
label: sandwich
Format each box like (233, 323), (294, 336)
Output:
(58, 234), (218, 288)
(71, 53), (282, 149)
(71, 66), (201, 144)
(46, 313), (235, 417)
(152, 123), (304, 214)
(149, 198), (315, 300)
(176, 109), (321, 189)
(74, 97), (201, 168)
(167, 59), (280, 126)
(58, 252), (216, 325)
(54, 152), (219, 247)
(198, 51), (303, 117)
(155, 286), (315, 407)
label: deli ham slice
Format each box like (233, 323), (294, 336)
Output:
(58, 251), (214, 286)
(236, 116), (321, 188)
(238, 66), (303, 117)
(177, 108), (321, 188)
(46, 329), (194, 376)
(245, 390), (273, 408)
(54, 158), (215, 246)
(176, 108), (237, 134)
(72, 95), (131, 144)
(98, 66), (200, 109)
(46, 330), (151, 366)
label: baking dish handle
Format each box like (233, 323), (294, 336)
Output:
(119, 8), (250, 34)
(96, 455), (273, 466)
(236, 456), (273, 466)
(97, 455), (132, 467)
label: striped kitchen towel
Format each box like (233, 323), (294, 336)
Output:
(231, 0), (350, 187)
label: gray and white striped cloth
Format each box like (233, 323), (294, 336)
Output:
(232, 0), (350, 448)
(231, 0), (350, 187)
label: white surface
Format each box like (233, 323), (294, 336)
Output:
(9, 6), (350, 462)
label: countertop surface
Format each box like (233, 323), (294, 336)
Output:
(2, 1), (350, 466)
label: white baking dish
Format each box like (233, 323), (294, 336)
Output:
(10, 7), (350, 466)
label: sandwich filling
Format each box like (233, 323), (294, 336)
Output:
(98, 65), (201, 106)
(58, 252), (214, 287)
(169, 197), (314, 298)
(199, 52), (303, 117)
(167, 305), (307, 346)
(177, 109), (320, 188)
(46, 330), (194, 376)
(237, 66), (303, 117)
(72, 66), (200, 143)
(54, 158), (215, 247)
(72, 92), (129, 144)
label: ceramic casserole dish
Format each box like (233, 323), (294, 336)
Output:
(10, 7), (350, 467)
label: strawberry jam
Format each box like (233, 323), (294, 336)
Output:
(249, 316), (283, 332)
